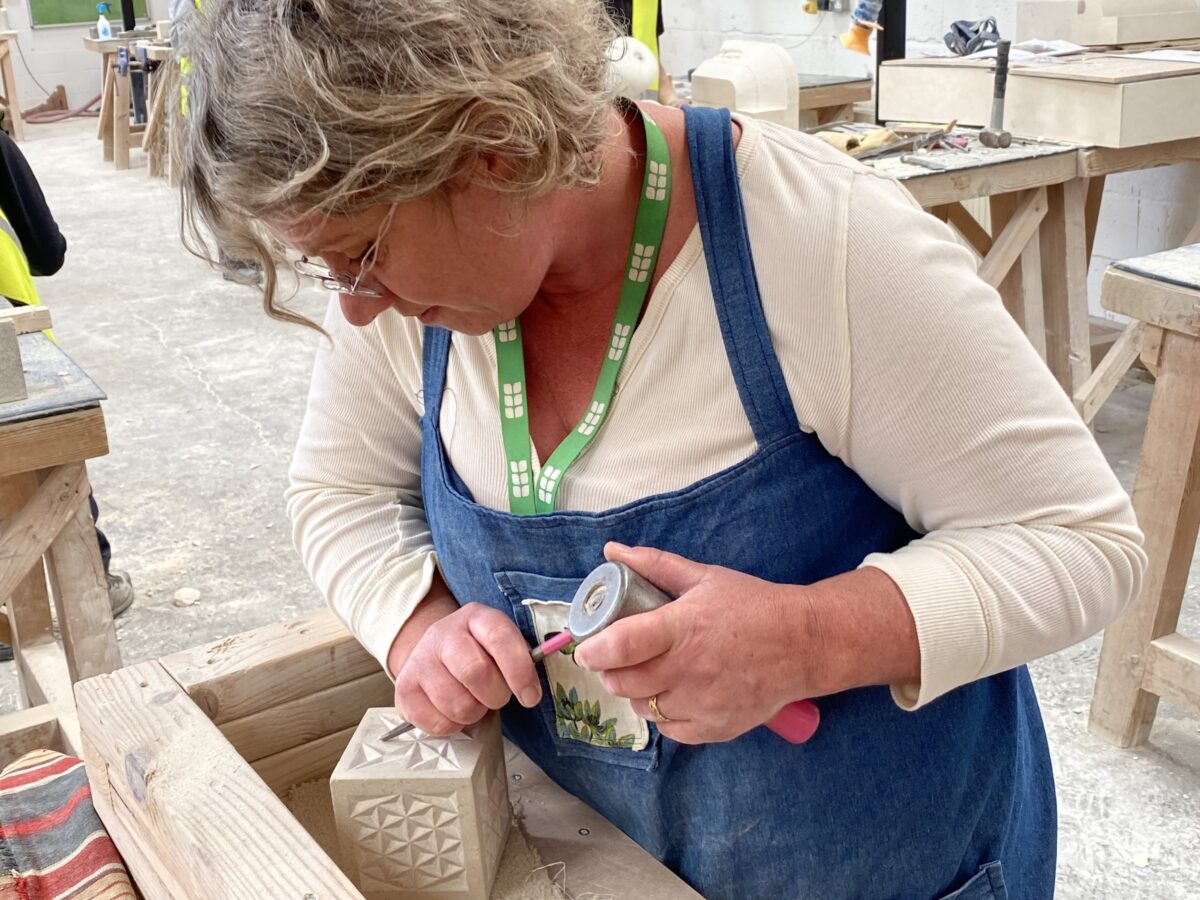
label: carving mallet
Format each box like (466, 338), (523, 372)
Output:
(566, 561), (821, 744)
(979, 40), (1013, 149)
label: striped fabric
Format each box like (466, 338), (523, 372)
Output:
(0, 750), (134, 899)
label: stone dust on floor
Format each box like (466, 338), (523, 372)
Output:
(4, 118), (1199, 899)
(282, 779), (565, 900)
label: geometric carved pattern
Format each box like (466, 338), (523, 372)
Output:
(350, 790), (467, 892)
(347, 711), (467, 773)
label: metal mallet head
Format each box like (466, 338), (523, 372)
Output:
(979, 39), (1013, 150)
(567, 561), (669, 641)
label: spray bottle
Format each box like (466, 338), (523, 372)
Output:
(96, 3), (113, 39)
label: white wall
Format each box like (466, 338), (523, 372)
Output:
(3, 0), (168, 112)
(661, 0), (1200, 318)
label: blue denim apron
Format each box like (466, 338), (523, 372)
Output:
(419, 107), (1056, 899)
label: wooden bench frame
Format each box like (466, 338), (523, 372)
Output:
(75, 608), (700, 898)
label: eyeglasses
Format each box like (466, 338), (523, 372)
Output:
(292, 206), (396, 298)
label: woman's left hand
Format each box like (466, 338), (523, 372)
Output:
(572, 542), (818, 744)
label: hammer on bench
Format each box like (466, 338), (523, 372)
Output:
(980, 40), (1013, 149)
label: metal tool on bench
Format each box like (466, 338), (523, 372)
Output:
(979, 40), (1013, 149)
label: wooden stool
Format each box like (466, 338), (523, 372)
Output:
(1089, 244), (1200, 747)
(0, 309), (122, 765)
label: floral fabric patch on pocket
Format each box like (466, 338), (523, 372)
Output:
(523, 599), (650, 751)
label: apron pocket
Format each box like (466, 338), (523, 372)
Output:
(938, 862), (1008, 900)
(495, 571), (661, 771)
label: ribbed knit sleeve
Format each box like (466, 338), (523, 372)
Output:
(839, 171), (1146, 708)
(285, 300), (436, 667)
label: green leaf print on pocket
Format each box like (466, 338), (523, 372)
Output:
(553, 681), (639, 749)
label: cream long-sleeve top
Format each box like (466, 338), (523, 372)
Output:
(286, 115), (1145, 710)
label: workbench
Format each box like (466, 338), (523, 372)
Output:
(1089, 244), (1200, 749)
(0, 309), (122, 768)
(75, 609), (701, 898)
(796, 74), (872, 128)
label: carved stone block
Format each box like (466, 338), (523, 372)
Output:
(330, 709), (511, 900)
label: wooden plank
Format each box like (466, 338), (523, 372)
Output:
(45, 477), (122, 682)
(221, 670), (392, 763)
(160, 607), (377, 724)
(0, 704), (61, 770)
(941, 202), (993, 257)
(506, 744), (704, 899)
(1143, 633), (1200, 715)
(1102, 268), (1200, 338)
(23, 641), (81, 753)
(99, 65), (113, 161)
(1019, 234), (1048, 360)
(980, 187), (1048, 289)
(75, 661), (362, 899)
(1142, 325), (1166, 377)
(0, 43), (24, 142)
(1090, 331), (1200, 747)
(0, 407), (108, 479)
(251, 725), (357, 796)
(0, 470), (54, 704)
(900, 152), (1077, 209)
(796, 78), (872, 111)
(1078, 136), (1200, 177)
(0, 463), (88, 606)
(1074, 320), (1146, 423)
(113, 67), (130, 170)
(1041, 179), (1093, 396)
(1085, 175), (1106, 263)
(0, 305), (51, 334)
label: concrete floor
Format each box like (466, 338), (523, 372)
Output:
(5, 119), (1199, 898)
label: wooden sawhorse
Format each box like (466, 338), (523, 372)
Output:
(1089, 245), (1200, 747)
(0, 309), (122, 765)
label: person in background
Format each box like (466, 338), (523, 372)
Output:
(602, 0), (681, 106)
(0, 131), (133, 662)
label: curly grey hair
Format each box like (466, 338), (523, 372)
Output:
(177, 0), (619, 323)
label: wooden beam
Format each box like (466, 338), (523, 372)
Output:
(943, 202), (993, 257)
(902, 153), (1076, 209)
(75, 661), (362, 899)
(221, 670), (392, 763)
(1074, 320), (1146, 424)
(980, 187), (1049, 290)
(1084, 175), (1107, 263)
(0, 471), (54, 704)
(45, 478), (122, 682)
(1102, 268), (1200, 338)
(1041, 179), (1093, 396)
(1142, 325), (1166, 377)
(160, 607), (377, 725)
(251, 725), (357, 796)
(0, 407), (108, 480)
(22, 641), (81, 753)
(0, 305), (51, 335)
(1143, 633), (1200, 715)
(0, 704), (62, 770)
(1078, 137), (1200, 178)
(0, 463), (88, 606)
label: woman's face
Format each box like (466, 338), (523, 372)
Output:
(273, 177), (556, 335)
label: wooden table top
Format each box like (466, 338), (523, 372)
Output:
(1113, 244), (1200, 293)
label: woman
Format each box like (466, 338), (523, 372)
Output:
(179, 2), (1144, 897)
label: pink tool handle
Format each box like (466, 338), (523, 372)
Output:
(766, 699), (820, 744)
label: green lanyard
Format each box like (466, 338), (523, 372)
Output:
(493, 109), (671, 514)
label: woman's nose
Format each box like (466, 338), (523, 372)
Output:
(339, 293), (392, 327)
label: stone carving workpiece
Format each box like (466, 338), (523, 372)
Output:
(330, 709), (512, 899)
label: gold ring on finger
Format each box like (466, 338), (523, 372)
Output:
(648, 694), (673, 723)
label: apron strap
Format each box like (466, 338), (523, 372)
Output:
(421, 325), (452, 424)
(684, 105), (801, 446)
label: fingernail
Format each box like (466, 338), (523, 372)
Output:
(520, 688), (540, 708)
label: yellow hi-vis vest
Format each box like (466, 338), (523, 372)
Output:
(632, 0), (661, 90)
(0, 207), (40, 307)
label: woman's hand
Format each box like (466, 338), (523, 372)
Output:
(389, 576), (542, 735)
(572, 544), (817, 744)
(572, 543), (920, 744)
